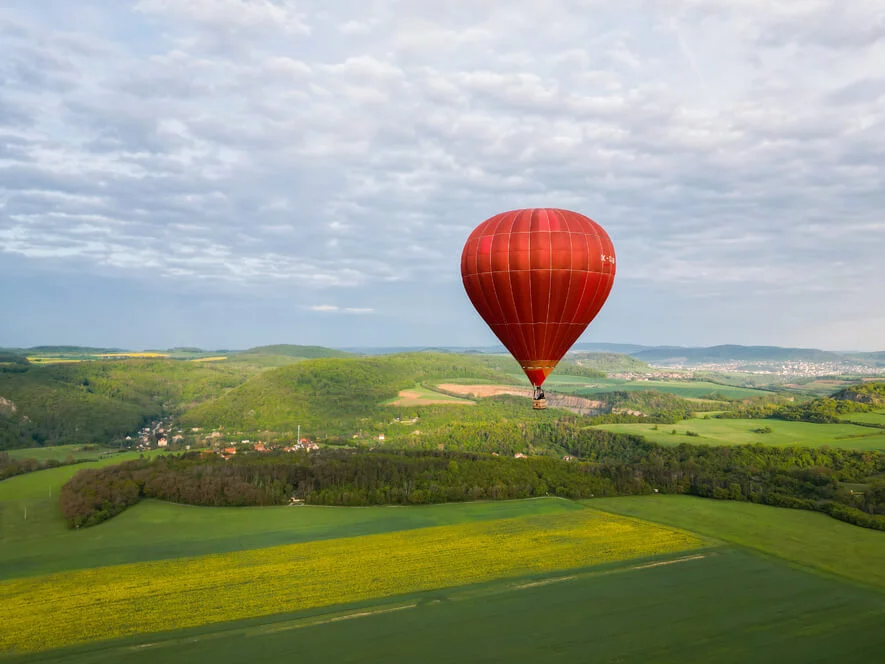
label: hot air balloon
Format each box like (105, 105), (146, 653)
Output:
(461, 208), (616, 409)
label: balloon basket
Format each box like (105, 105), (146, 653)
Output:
(532, 398), (547, 410)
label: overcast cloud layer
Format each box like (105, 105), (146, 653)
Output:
(1, 1), (884, 350)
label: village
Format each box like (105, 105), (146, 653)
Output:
(128, 418), (319, 459)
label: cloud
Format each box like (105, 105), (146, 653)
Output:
(1, 1), (884, 348)
(309, 305), (374, 314)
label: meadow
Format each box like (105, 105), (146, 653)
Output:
(537, 375), (770, 400)
(0, 509), (703, 653)
(588, 495), (885, 590)
(5, 445), (113, 462)
(592, 417), (885, 450)
(838, 409), (885, 425)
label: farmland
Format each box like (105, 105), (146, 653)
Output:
(592, 416), (885, 450)
(5, 547), (885, 663)
(2, 459), (885, 661)
(1, 494), (583, 579)
(588, 495), (885, 590)
(384, 385), (475, 406)
(0, 509), (704, 652)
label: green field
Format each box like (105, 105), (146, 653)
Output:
(6, 445), (115, 462)
(592, 417), (885, 449)
(6, 547), (885, 664)
(537, 375), (771, 400)
(1, 509), (703, 652)
(0, 496), (582, 580)
(838, 409), (885, 425)
(588, 495), (885, 590)
(4, 458), (885, 661)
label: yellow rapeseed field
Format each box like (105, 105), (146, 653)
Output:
(95, 352), (170, 358)
(24, 357), (83, 364)
(189, 356), (229, 362)
(0, 509), (703, 653)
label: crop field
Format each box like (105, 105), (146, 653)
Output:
(592, 417), (885, 450)
(0, 495), (583, 579)
(384, 385), (475, 406)
(22, 357), (83, 364)
(0, 509), (703, 653)
(8, 547), (885, 664)
(588, 495), (885, 591)
(94, 352), (170, 359)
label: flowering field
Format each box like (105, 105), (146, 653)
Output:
(0, 509), (702, 653)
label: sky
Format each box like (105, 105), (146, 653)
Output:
(1, 1), (884, 351)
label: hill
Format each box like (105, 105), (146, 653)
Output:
(177, 353), (514, 437)
(566, 352), (651, 373)
(632, 344), (847, 365)
(235, 345), (354, 359)
(832, 381), (885, 406)
(0, 360), (255, 449)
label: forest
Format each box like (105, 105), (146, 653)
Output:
(60, 435), (885, 532)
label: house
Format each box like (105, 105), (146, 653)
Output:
(223, 447), (237, 455)
(377, 434), (385, 441)
(254, 443), (267, 452)
(514, 453), (527, 459)
(157, 438), (168, 448)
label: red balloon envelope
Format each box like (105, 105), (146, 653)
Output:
(460, 208), (616, 388)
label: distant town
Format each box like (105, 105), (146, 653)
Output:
(646, 360), (885, 377)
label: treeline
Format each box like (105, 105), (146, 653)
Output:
(59, 450), (628, 527)
(0, 451), (82, 481)
(60, 435), (885, 532)
(716, 397), (873, 424)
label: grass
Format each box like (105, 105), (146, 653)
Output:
(5, 445), (115, 462)
(0, 451), (173, 579)
(0, 497), (583, 580)
(540, 376), (770, 400)
(587, 495), (885, 591)
(838, 409), (885, 425)
(0, 509), (703, 653)
(8, 547), (885, 664)
(592, 417), (885, 450)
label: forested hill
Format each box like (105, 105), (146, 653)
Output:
(234, 345), (354, 359)
(178, 353), (515, 435)
(832, 382), (885, 405)
(0, 360), (256, 449)
(567, 352), (651, 373)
